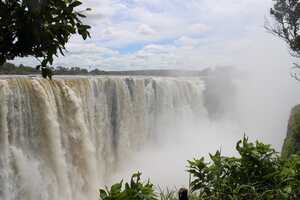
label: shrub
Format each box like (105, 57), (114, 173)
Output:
(99, 172), (157, 200)
(187, 136), (300, 199)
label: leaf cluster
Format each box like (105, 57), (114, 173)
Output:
(0, 0), (90, 67)
(99, 172), (158, 200)
(187, 136), (300, 199)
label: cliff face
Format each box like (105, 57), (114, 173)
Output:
(282, 105), (300, 158)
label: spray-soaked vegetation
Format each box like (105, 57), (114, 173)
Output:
(282, 105), (300, 158)
(100, 137), (300, 200)
(188, 137), (300, 199)
(99, 172), (157, 200)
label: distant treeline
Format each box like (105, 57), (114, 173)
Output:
(0, 62), (208, 76)
(0, 62), (108, 75)
(0, 63), (39, 74)
(0, 62), (239, 77)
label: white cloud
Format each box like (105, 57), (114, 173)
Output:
(99, 27), (134, 42)
(175, 36), (199, 47)
(12, 0), (294, 73)
(188, 23), (211, 35)
(137, 24), (156, 36)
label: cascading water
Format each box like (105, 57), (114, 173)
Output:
(0, 76), (208, 200)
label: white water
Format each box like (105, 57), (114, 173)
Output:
(0, 76), (212, 200)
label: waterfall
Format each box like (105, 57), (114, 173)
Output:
(0, 76), (207, 200)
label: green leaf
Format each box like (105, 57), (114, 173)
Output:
(99, 189), (108, 200)
(77, 13), (86, 18)
(69, 1), (82, 8)
(110, 181), (122, 194)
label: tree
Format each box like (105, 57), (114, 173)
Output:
(268, 0), (300, 57)
(267, 0), (300, 79)
(0, 0), (91, 78)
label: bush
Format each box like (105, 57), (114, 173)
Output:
(99, 172), (157, 200)
(187, 136), (300, 199)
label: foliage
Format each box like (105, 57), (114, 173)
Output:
(0, 0), (91, 76)
(267, 0), (300, 80)
(99, 172), (158, 200)
(268, 0), (300, 57)
(282, 105), (300, 158)
(41, 66), (53, 79)
(158, 187), (178, 200)
(187, 136), (300, 199)
(279, 154), (300, 198)
(158, 188), (199, 200)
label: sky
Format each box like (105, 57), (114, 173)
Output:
(13, 0), (295, 71)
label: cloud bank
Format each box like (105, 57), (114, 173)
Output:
(12, 0), (295, 72)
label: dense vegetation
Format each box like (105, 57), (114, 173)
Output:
(188, 137), (300, 199)
(282, 105), (300, 158)
(100, 137), (300, 200)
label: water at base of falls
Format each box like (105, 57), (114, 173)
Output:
(0, 76), (208, 200)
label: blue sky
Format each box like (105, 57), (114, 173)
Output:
(13, 0), (294, 71)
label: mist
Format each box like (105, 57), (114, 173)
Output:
(110, 58), (300, 189)
(111, 32), (300, 190)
